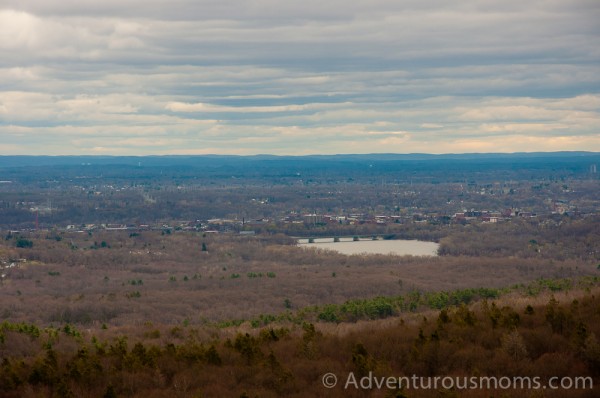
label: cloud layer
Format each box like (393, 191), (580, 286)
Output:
(1, 1), (599, 155)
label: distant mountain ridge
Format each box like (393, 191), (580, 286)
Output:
(0, 151), (599, 168)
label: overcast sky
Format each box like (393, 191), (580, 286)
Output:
(1, 0), (599, 155)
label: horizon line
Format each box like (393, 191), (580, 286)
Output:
(1, 150), (600, 158)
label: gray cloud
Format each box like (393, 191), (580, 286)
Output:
(0, 0), (599, 155)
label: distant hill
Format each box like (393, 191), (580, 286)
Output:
(0, 152), (598, 186)
(0, 151), (598, 168)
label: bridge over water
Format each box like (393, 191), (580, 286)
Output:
(294, 234), (393, 243)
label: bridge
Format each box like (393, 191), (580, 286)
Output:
(294, 234), (395, 243)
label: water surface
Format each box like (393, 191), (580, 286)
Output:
(297, 238), (439, 256)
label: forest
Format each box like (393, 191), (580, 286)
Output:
(0, 280), (598, 397)
(0, 153), (599, 397)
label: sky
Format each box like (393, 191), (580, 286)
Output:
(0, 0), (599, 155)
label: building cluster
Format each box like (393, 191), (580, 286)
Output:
(452, 209), (537, 223)
(2, 193), (589, 235)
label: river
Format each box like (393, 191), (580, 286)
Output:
(297, 237), (439, 256)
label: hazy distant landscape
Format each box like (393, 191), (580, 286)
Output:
(0, 153), (599, 397)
